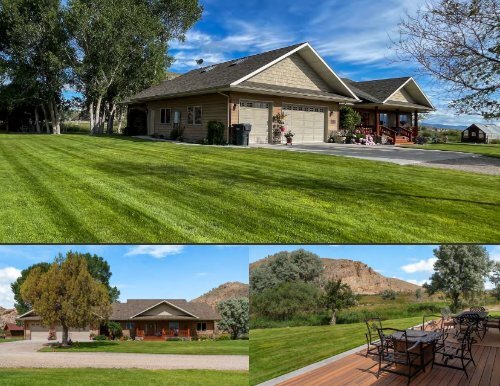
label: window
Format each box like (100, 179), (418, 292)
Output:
(187, 106), (202, 125)
(197, 322), (207, 331)
(160, 108), (171, 124)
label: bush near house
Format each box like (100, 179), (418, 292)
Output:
(207, 120), (225, 145)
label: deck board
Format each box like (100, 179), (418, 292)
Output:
(278, 330), (500, 386)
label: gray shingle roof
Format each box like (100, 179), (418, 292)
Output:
(130, 43), (306, 101)
(468, 123), (500, 135)
(110, 299), (220, 321)
(342, 77), (411, 103)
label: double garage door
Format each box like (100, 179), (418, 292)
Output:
(239, 100), (326, 144)
(29, 323), (89, 341)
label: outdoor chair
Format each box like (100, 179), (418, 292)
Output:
(376, 328), (423, 385)
(440, 308), (455, 330)
(469, 306), (486, 312)
(433, 325), (476, 378)
(484, 316), (500, 334)
(421, 315), (447, 350)
(453, 314), (484, 342)
(364, 317), (383, 357)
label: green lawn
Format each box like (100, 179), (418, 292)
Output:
(1, 134), (499, 243)
(0, 369), (248, 386)
(250, 316), (422, 385)
(404, 142), (500, 158)
(0, 338), (23, 343)
(39, 339), (248, 355)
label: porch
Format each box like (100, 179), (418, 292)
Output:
(354, 108), (420, 145)
(132, 321), (193, 340)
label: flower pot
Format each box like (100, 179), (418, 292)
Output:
(286, 137), (293, 144)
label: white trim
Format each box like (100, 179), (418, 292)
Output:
(230, 43), (308, 86)
(382, 77), (435, 109)
(129, 300), (199, 319)
(17, 309), (36, 318)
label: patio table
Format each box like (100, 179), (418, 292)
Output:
(390, 330), (441, 371)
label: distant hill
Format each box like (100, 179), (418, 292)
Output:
(192, 282), (249, 309)
(0, 306), (18, 329)
(421, 122), (466, 130)
(250, 257), (419, 295)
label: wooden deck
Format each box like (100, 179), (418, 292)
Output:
(278, 330), (500, 386)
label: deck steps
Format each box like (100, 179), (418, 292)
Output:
(394, 135), (413, 145)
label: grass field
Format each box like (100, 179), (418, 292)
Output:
(0, 338), (23, 343)
(1, 134), (499, 243)
(404, 142), (500, 158)
(39, 339), (248, 355)
(0, 369), (248, 386)
(249, 316), (422, 385)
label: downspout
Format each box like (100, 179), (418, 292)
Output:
(217, 92), (231, 143)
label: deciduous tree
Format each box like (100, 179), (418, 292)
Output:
(394, 0), (499, 119)
(217, 297), (249, 340)
(20, 252), (111, 346)
(424, 245), (493, 312)
(322, 279), (357, 325)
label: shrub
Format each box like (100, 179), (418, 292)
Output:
(107, 321), (123, 339)
(93, 335), (108, 341)
(170, 128), (179, 140)
(207, 121), (225, 145)
(380, 289), (397, 300)
(339, 106), (361, 132)
(122, 126), (138, 136)
(215, 334), (231, 341)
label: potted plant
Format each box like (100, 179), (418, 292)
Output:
(272, 112), (287, 143)
(284, 130), (294, 145)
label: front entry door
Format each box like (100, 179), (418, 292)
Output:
(169, 321), (179, 336)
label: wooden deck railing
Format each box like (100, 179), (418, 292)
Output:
(136, 328), (191, 338)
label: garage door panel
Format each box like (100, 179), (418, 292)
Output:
(239, 101), (270, 144)
(284, 104), (325, 143)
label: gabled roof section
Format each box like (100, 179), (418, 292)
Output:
(344, 77), (435, 110)
(130, 300), (198, 319)
(467, 123), (500, 135)
(17, 309), (36, 319)
(129, 42), (358, 102)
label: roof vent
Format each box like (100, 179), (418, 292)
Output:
(229, 57), (247, 66)
(201, 65), (216, 73)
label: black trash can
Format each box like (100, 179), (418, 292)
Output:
(232, 123), (252, 146)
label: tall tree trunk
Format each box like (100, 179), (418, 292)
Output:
(92, 96), (103, 134)
(34, 106), (41, 133)
(107, 102), (116, 134)
(89, 101), (94, 134)
(61, 324), (69, 346)
(116, 106), (123, 134)
(41, 104), (51, 133)
(330, 309), (337, 325)
(50, 100), (61, 135)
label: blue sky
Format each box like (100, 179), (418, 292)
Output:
(164, 0), (497, 127)
(0, 245), (248, 308)
(249, 245), (500, 289)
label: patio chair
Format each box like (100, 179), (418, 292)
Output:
(484, 316), (500, 334)
(433, 325), (476, 378)
(440, 308), (455, 330)
(453, 314), (484, 342)
(469, 306), (486, 312)
(422, 315), (447, 350)
(364, 318), (383, 357)
(376, 328), (423, 385)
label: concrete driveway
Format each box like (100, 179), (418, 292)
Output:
(0, 340), (248, 370)
(251, 143), (500, 175)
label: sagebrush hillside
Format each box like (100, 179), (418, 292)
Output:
(192, 282), (249, 309)
(0, 306), (18, 329)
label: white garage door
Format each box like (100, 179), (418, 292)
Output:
(30, 324), (51, 340)
(239, 100), (271, 144)
(283, 104), (325, 142)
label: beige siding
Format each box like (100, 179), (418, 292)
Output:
(248, 53), (331, 91)
(229, 91), (339, 141)
(147, 94), (228, 142)
(390, 88), (415, 103)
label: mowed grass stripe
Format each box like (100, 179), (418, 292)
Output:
(0, 135), (499, 243)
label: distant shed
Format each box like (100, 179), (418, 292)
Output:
(461, 123), (500, 143)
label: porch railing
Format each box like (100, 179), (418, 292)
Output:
(136, 328), (191, 338)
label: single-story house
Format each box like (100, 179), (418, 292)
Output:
(3, 323), (24, 337)
(461, 123), (500, 144)
(126, 42), (434, 145)
(17, 299), (220, 341)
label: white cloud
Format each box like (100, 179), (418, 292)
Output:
(405, 279), (429, 286)
(125, 245), (185, 259)
(401, 258), (437, 273)
(0, 267), (21, 308)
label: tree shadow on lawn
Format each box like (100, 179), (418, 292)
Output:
(46, 341), (119, 350)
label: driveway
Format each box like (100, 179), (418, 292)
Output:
(0, 340), (248, 370)
(252, 143), (500, 175)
